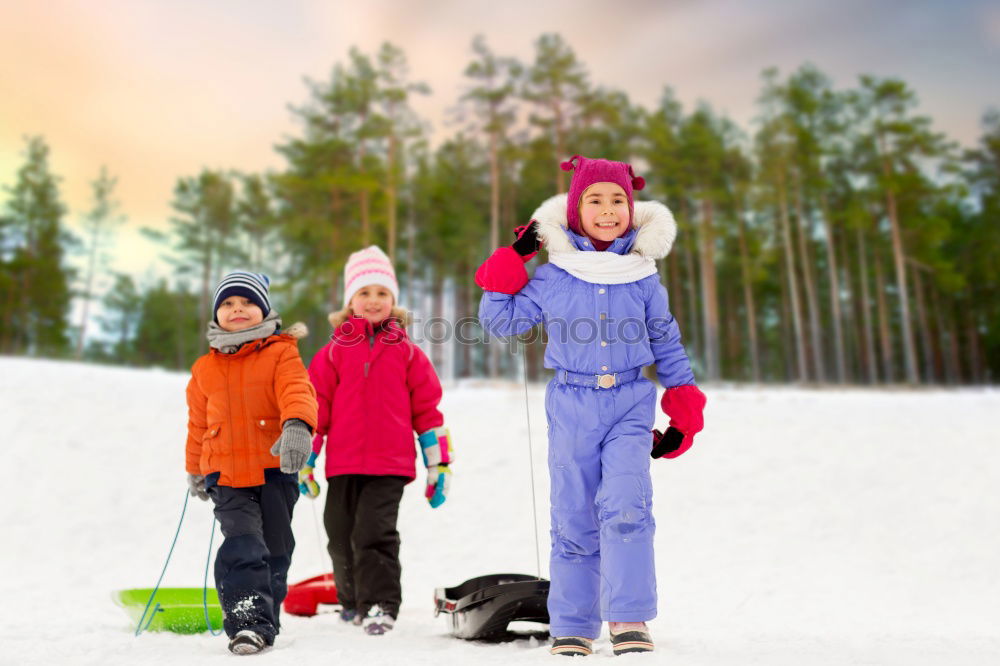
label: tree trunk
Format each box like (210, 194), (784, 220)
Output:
(406, 190), (416, 308)
(331, 188), (344, 309)
(929, 283), (956, 384)
(457, 259), (472, 378)
(0, 277), (14, 352)
(200, 234), (212, 354)
(838, 232), (858, 383)
(358, 127), (370, 246)
(698, 196), (720, 381)
(489, 130), (500, 250)
(553, 99), (567, 193)
(386, 132), (398, 261)
(175, 291), (187, 370)
(878, 147), (918, 383)
(486, 131), (502, 380)
(819, 193), (847, 382)
(776, 173), (808, 381)
(75, 225), (101, 359)
(792, 183), (825, 382)
(667, 245), (684, 331)
(736, 209), (760, 382)
(778, 256), (794, 382)
(723, 283), (741, 378)
(873, 244), (893, 383)
(909, 263), (935, 383)
(966, 308), (982, 384)
(925, 282), (945, 384)
(944, 296), (963, 384)
(680, 201), (701, 363)
(432, 271), (445, 370)
(855, 224), (878, 384)
(119, 307), (130, 355)
(22, 217), (37, 355)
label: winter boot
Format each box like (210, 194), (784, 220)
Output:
(228, 630), (267, 655)
(609, 622), (654, 655)
(362, 604), (395, 635)
(550, 636), (594, 657)
(340, 608), (363, 626)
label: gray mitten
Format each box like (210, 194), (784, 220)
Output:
(269, 418), (312, 473)
(187, 473), (209, 501)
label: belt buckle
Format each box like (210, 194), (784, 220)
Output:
(597, 373), (616, 389)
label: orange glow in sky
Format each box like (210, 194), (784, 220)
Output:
(2, 0), (998, 279)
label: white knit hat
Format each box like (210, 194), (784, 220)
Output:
(343, 245), (399, 307)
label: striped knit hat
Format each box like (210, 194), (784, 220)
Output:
(213, 271), (271, 322)
(343, 246), (398, 307)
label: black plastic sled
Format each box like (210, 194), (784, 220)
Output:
(434, 573), (550, 641)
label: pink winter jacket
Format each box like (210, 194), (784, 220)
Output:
(307, 315), (444, 481)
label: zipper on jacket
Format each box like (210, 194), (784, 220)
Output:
(364, 332), (376, 377)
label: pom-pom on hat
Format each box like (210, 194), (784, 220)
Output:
(213, 271), (271, 323)
(343, 245), (399, 307)
(561, 155), (646, 236)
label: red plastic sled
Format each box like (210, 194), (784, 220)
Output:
(284, 573), (338, 616)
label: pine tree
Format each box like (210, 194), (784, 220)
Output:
(678, 104), (732, 381)
(849, 76), (952, 384)
(147, 170), (239, 345)
(460, 35), (522, 377)
(99, 272), (141, 362)
(76, 167), (124, 358)
(522, 33), (589, 192)
(1, 136), (74, 356)
(376, 42), (430, 262)
(757, 71), (808, 381)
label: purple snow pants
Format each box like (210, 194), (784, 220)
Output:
(545, 376), (658, 639)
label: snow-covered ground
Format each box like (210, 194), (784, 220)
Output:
(1, 356), (998, 664)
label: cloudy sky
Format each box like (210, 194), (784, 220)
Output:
(2, 0), (998, 279)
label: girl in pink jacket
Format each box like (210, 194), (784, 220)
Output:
(304, 245), (453, 636)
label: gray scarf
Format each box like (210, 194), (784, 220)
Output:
(207, 310), (282, 354)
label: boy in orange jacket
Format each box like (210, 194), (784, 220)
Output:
(185, 271), (318, 655)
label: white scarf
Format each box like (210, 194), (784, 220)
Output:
(548, 252), (658, 284)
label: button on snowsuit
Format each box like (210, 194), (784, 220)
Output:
(478, 194), (695, 639)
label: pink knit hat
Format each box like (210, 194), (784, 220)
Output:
(561, 155), (646, 236)
(343, 245), (399, 307)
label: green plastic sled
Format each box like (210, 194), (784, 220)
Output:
(114, 587), (224, 634)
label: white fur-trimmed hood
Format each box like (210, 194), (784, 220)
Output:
(531, 194), (677, 259)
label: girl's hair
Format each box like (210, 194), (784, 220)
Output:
(328, 305), (412, 329)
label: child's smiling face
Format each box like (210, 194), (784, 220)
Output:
(350, 284), (394, 325)
(216, 296), (264, 332)
(578, 182), (630, 243)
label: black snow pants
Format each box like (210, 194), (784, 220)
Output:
(324, 474), (408, 618)
(209, 473), (298, 643)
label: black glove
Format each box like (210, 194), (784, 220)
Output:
(651, 427), (685, 459)
(511, 221), (541, 257)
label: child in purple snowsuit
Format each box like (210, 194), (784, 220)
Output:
(475, 156), (707, 656)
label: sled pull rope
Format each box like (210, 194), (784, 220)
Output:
(519, 340), (543, 580)
(202, 518), (224, 635)
(135, 489), (189, 636)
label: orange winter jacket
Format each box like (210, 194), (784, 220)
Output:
(185, 333), (318, 488)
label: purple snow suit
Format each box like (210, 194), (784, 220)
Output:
(478, 194), (695, 639)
